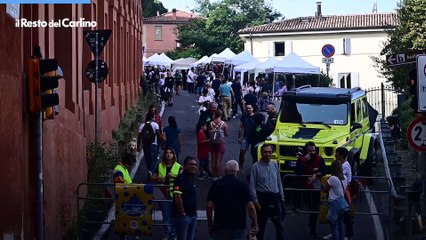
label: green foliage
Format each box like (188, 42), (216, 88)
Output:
(142, 0), (168, 17)
(399, 97), (414, 149)
(174, 0), (282, 57)
(373, 0), (426, 91)
(166, 46), (202, 60)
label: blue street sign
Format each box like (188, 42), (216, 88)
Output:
(322, 44), (335, 58)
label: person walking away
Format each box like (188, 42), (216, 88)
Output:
(205, 82), (216, 100)
(209, 110), (229, 180)
(294, 141), (326, 239)
(163, 116), (182, 162)
(195, 71), (207, 97)
(173, 156), (198, 240)
(151, 148), (183, 240)
(174, 70), (183, 95)
(187, 67), (196, 94)
(250, 144), (285, 240)
(323, 148), (353, 240)
(265, 103), (278, 136)
(218, 78), (233, 121)
(196, 101), (218, 134)
(137, 113), (163, 174)
(207, 160), (258, 240)
(322, 160), (349, 240)
(231, 78), (244, 118)
(212, 74), (222, 101)
(164, 71), (175, 106)
(248, 113), (269, 163)
(238, 104), (255, 173)
(197, 121), (213, 179)
(113, 153), (135, 184)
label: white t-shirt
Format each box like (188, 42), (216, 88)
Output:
(198, 95), (213, 112)
(327, 176), (347, 202)
(207, 88), (216, 99)
(187, 70), (196, 83)
(138, 121), (160, 145)
(342, 161), (352, 185)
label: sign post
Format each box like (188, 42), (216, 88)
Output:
(417, 55), (426, 112)
(321, 44), (335, 78)
(84, 29), (111, 144)
(407, 116), (426, 206)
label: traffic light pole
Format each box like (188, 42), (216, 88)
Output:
(95, 32), (99, 145)
(36, 111), (45, 240)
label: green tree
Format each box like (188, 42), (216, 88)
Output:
(143, 0), (167, 17)
(174, 0), (282, 57)
(372, 0), (426, 92)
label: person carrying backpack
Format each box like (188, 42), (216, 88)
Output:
(137, 113), (163, 174)
(209, 110), (228, 181)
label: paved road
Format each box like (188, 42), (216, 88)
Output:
(103, 91), (388, 240)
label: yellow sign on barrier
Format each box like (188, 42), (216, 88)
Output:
(115, 184), (154, 236)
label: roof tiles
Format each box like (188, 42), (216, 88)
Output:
(144, 10), (199, 24)
(238, 13), (398, 34)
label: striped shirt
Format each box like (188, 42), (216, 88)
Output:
(250, 160), (284, 203)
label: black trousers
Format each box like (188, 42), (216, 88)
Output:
(256, 192), (285, 240)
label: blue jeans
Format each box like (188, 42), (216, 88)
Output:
(173, 215), (197, 240)
(161, 201), (176, 239)
(330, 214), (344, 240)
(213, 229), (245, 240)
(143, 144), (159, 173)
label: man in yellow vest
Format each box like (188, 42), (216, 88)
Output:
(113, 153), (134, 184)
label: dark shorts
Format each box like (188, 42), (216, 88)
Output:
(199, 159), (209, 166)
(175, 81), (182, 86)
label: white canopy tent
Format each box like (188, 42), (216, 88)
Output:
(146, 53), (173, 66)
(232, 59), (261, 82)
(249, 57), (280, 77)
(191, 55), (208, 67)
(211, 48), (236, 63)
(172, 57), (197, 70)
(225, 50), (256, 66)
(272, 53), (320, 74)
(234, 59), (261, 73)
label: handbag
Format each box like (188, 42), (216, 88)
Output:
(340, 180), (352, 205)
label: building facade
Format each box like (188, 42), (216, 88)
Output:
(143, 9), (197, 57)
(239, 9), (398, 89)
(0, 0), (142, 238)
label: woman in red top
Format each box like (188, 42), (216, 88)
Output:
(197, 121), (212, 179)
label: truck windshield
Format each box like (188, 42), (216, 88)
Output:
(280, 99), (348, 125)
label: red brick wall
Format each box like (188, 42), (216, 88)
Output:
(144, 23), (177, 57)
(0, 0), (142, 238)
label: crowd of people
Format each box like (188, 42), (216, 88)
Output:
(112, 68), (357, 240)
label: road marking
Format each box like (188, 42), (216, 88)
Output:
(365, 186), (384, 240)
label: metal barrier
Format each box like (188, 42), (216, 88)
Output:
(76, 182), (172, 240)
(282, 174), (393, 240)
(365, 83), (398, 119)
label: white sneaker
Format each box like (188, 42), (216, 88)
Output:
(322, 233), (332, 240)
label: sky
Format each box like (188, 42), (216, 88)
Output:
(159, 0), (400, 19)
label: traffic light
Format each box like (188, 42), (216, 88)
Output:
(28, 57), (62, 119)
(40, 59), (61, 119)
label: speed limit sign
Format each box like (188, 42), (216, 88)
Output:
(407, 117), (426, 151)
